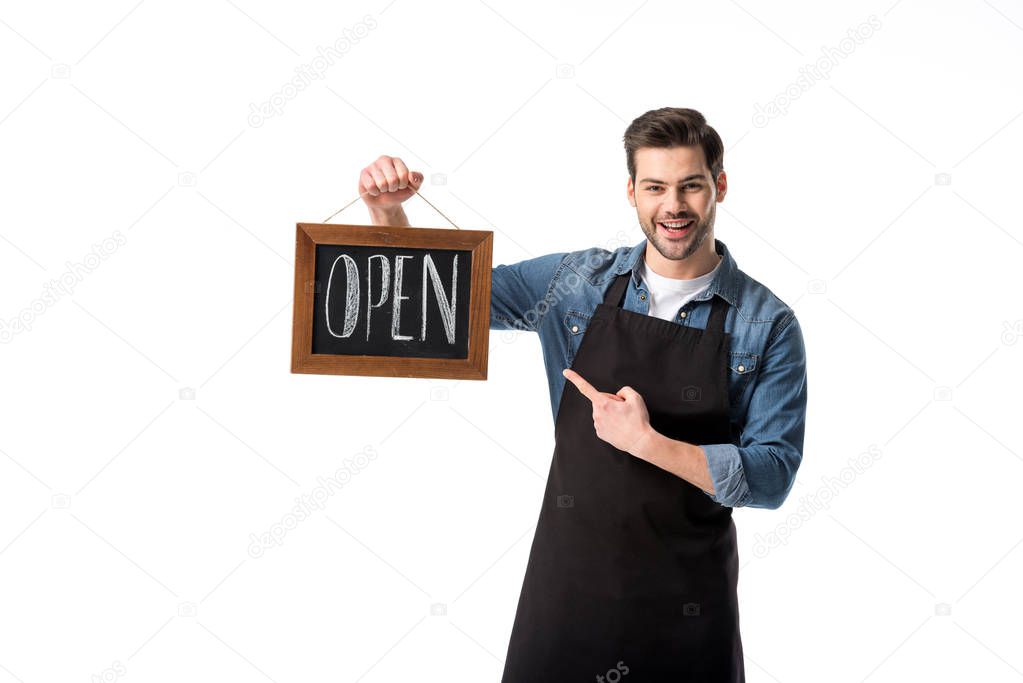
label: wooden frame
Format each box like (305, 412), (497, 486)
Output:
(291, 222), (493, 380)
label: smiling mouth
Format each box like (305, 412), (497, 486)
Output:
(658, 219), (694, 236)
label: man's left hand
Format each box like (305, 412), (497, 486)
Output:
(562, 368), (653, 456)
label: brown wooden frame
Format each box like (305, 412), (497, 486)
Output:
(291, 223), (493, 380)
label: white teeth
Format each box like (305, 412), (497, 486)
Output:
(661, 220), (693, 229)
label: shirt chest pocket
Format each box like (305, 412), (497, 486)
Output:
(564, 310), (592, 366)
(728, 351), (759, 406)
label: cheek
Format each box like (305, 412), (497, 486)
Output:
(698, 193), (715, 213)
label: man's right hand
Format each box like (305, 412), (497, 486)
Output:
(359, 155), (423, 215)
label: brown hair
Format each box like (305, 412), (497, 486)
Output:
(623, 107), (724, 184)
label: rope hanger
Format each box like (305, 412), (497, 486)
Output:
(322, 186), (463, 229)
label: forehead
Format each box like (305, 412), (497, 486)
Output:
(634, 146), (709, 179)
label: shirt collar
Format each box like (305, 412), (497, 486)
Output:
(617, 237), (741, 308)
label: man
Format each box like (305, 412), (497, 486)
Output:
(359, 107), (807, 682)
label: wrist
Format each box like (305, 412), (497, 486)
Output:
(628, 423), (660, 460)
(368, 205), (409, 227)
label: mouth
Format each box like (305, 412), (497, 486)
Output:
(657, 218), (694, 238)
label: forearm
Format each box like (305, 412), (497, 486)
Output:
(630, 427), (715, 495)
(368, 206), (410, 227)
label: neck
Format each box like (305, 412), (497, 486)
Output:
(644, 239), (720, 280)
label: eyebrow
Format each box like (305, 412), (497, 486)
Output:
(638, 174), (707, 185)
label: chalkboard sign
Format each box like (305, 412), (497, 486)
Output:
(291, 223), (492, 380)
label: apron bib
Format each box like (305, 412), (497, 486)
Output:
(502, 272), (744, 682)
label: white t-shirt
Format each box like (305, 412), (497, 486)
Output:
(636, 255), (722, 321)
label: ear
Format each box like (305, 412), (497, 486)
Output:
(626, 176), (636, 207)
(715, 170), (728, 203)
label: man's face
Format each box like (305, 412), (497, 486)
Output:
(627, 145), (725, 262)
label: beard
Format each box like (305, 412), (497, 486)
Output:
(639, 206), (714, 261)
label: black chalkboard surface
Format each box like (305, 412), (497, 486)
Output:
(291, 223), (492, 380)
(311, 243), (471, 360)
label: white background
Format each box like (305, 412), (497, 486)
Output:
(1, 1), (1022, 681)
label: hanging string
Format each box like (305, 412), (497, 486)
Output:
(322, 187), (462, 229)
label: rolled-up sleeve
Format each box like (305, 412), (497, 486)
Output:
(702, 312), (808, 509)
(489, 252), (568, 332)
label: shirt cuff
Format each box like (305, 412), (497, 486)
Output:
(701, 443), (753, 508)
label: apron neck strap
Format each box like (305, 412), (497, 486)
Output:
(605, 272), (729, 334)
(604, 272), (632, 307)
(706, 295), (729, 334)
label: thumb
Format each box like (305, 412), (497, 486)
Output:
(616, 385), (639, 400)
(409, 171), (424, 190)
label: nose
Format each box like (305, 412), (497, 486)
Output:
(662, 188), (687, 217)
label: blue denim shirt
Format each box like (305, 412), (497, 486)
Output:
(489, 237), (807, 510)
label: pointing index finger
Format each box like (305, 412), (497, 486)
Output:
(562, 368), (602, 403)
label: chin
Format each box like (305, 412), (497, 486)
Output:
(646, 224), (710, 261)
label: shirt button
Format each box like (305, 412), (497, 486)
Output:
(639, 293), (646, 301)
(571, 325), (579, 333)
(737, 364), (746, 373)
(679, 311), (687, 319)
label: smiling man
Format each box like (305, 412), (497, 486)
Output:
(360, 106), (808, 682)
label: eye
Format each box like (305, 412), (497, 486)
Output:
(684, 183), (701, 190)
(645, 185), (662, 192)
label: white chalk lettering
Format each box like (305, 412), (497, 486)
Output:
(421, 253), (457, 344)
(365, 254), (390, 341)
(391, 255), (412, 340)
(324, 252), (459, 344)
(325, 254), (359, 338)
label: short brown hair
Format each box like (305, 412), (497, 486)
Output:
(623, 107), (724, 183)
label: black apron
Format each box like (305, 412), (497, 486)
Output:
(502, 271), (744, 682)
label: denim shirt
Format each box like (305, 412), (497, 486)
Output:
(489, 237), (807, 510)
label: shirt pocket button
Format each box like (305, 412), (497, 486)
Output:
(728, 352), (759, 404)
(565, 311), (591, 365)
